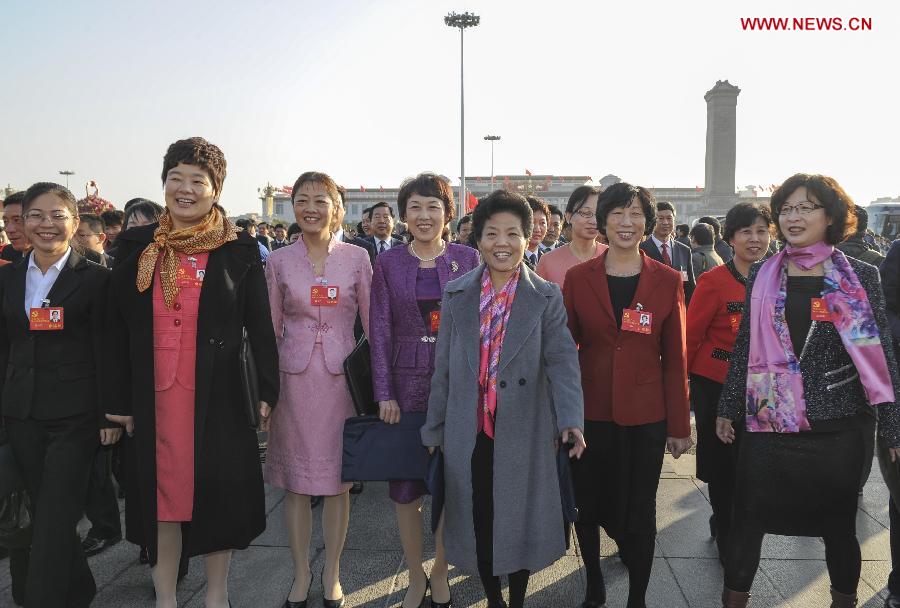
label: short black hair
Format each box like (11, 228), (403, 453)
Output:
(565, 185), (600, 215)
(656, 201), (676, 216)
(370, 201), (395, 217)
(471, 190), (533, 242)
(676, 223), (690, 238)
(689, 222), (714, 246)
(524, 196), (550, 222)
(235, 218), (256, 230)
(698, 216), (722, 238)
(355, 221), (364, 234)
(79, 213), (105, 233)
(547, 204), (563, 220)
(723, 202), (774, 243)
(457, 214), (472, 229)
(2, 191), (26, 208)
(854, 206), (869, 234)
(274, 223), (285, 230)
(287, 223), (301, 239)
(123, 197), (154, 213)
(124, 200), (164, 230)
(596, 182), (657, 236)
(362, 207), (374, 220)
(101, 209), (125, 227)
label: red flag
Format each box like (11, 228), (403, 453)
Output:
(379, 185), (385, 192)
(360, 186), (366, 192)
(466, 191), (479, 212)
(525, 169), (533, 176)
(695, 185), (702, 192)
(282, 185), (293, 194)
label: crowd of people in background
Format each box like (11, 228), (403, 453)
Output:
(1, 136), (899, 608)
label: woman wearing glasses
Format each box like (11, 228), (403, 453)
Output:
(0, 182), (116, 607)
(536, 185), (607, 286)
(717, 174), (900, 608)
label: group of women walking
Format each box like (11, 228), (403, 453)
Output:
(1, 133), (897, 608)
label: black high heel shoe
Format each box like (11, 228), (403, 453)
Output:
(402, 578), (429, 608)
(430, 576), (452, 608)
(321, 566), (345, 608)
(283, 576), (312, 608)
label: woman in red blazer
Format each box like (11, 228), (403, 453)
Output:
(563, 184), (691, 608)
(685, 202), (773, 561)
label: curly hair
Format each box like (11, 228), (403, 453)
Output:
(161, 137), (227, 195)
(770, 173), (857, 245)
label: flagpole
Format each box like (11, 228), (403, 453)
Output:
(445, 12), (480, 221)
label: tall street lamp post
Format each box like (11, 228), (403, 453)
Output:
(484, 135), (500, 190)
(444, 11), (480, 220)
(59, 170), (75, 189)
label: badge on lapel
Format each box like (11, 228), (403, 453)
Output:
(450, 261), (459, 273)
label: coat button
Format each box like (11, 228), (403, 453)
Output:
(217, 340), (225, 349)
(499, 380), (507, 389)
(209, 338), (216, 345)
(174, 319), (181, 327)
(174, 303), (182, 311)
(518, 378), (526, 386)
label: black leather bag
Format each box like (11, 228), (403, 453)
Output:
(342, 337), (378, 416)
(0, 428), (31, 549)
(239, 328), (260, 429)
(558, 439), (579, 524)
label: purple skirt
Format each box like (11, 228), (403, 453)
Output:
(390, 373), (433, 504)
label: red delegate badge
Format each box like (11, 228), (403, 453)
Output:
(311, 285), (340, 307)
(30, 307), (64, 331)
(430, 310), (441, 333)
(811, 297), (831, 321)
(730, 314), (740, 334)
(622, 308), (652, 334)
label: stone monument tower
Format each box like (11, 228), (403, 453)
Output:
(703, 80), (741, 214)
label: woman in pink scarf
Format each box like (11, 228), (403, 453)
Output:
(716, 174), (900, 608)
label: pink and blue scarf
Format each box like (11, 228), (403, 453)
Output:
(746, 241), (894, 432)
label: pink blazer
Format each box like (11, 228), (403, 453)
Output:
(265, 237), (372, 375)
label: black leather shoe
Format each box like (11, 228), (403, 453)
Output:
(430, 576), (452, 608)
(885, 593), (900, 608)
(82, 534), (122, 557)
(284, 577), (312, 608)
(350, 481), (364, 494)
(582, 601), (606, 608)
(323, 598), (345, 608)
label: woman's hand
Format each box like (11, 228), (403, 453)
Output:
(379, 400), (401, 424)
(561, 428), (587, 459)
(667, 436), (693, 459)
(716, 417), (736, 444)
(105, 414), (134, 436)
(100, 427), (122, 445)
(259, 401), (272, 432)
(890, 447), (900, 463)
(428, 446), (440, 455)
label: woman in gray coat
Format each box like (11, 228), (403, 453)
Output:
(421, 189), (586, 608)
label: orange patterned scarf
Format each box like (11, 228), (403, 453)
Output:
(136, 206), (237, 308)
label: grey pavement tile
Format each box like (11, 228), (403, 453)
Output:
(92, 558), (207, 607)
(656, 478), (720, 559)
(253, 488), (326, 549)
(759, 534), (825, 560)
(860, 560), (891, 602)
(183, 545), (299, 608)
(857, 510), (891, 561)
(759, 558), (882, 608)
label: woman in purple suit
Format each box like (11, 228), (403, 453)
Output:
(370, 173), (480, 608)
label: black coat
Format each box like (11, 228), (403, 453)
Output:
(0, 249), (110, 424)
(104, 224), (279, 562)
(640, 237), (696, 305)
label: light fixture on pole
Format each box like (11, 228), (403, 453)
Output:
(484, 135), (500, 190)
(445, 11), (480, 220)
(58, 170), (75, 189)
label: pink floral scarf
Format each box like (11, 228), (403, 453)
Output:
(746, 242), (894, 432)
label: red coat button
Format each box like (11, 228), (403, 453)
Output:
(174, 303), (182, 311)
(174, 319), (182, 327)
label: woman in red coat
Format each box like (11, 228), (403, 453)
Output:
(563, 183), (692, 608)
(685, 202), (773, 560)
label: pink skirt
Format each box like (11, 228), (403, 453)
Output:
(265, 345), (354, 496)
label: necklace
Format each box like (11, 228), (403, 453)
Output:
(605, 257), (643, 277)
(409, 240), (446, 262)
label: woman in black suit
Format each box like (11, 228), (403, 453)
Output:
(0, 181), (117, 607)
(104, 137), (279, 608)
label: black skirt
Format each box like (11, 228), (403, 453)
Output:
(572, 420), (667, 538)
(734, 421), (864, 537)
(691, 374), (741, 483)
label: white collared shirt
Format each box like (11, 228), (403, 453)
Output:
(334, 228), (345, 242)
(375, 237), (393, 253)
(651, 234), (675, 264)
(25, 247), (72, 316)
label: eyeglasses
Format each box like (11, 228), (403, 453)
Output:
(23, 211), (72, 223)
(574, 209), (596, 220)
(779, 202), (824, 216)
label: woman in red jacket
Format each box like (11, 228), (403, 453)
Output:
(685, 202), (773, 560)
(564, 183), (692, 608)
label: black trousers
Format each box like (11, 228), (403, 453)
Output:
(471, 431), (529, 608)
(84, 444), (121, 539)
(6, 413), (98, 608)
(889, 497), (900, 595)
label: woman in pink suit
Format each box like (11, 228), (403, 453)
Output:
(536, 185), (606, 287)
(370, 173), (480, 608)
(265, 171), (372, 608)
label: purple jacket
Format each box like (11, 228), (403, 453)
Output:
(370, 243), (480, 403)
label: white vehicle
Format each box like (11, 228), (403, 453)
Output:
(867, 201), (900, 241)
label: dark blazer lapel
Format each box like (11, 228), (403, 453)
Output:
(447, 264), (483, 376)
(498, 266), (547, 372)
(585, 252), (616, 325)
(45, 249), (86, 307)
(641, 239), (664, 264)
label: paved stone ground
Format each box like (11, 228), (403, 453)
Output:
(0, 453), (894, 607)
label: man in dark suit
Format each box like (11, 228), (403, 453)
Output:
(335, 189), (377, 266)
(640, 201), (696, 304)
(270, 224), (290, 251)
(364, 201), (404, 256)
(524, 196), (550, 269)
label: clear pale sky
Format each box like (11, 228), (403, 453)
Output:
(2, 0), (897, 215)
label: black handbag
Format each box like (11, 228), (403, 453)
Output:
(239, 327), (260, 429)
(425, 448), (444, 533)
(341, 413), (429, 482)
(558, 438), (579, 549)
(0, 428), (31, 549)
(342, 337), (378, 416)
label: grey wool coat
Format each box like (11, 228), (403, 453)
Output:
(421, 263), (584, 576)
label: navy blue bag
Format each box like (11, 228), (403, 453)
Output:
(425, 448), (444, 533)
(341, 413), (429, 482)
